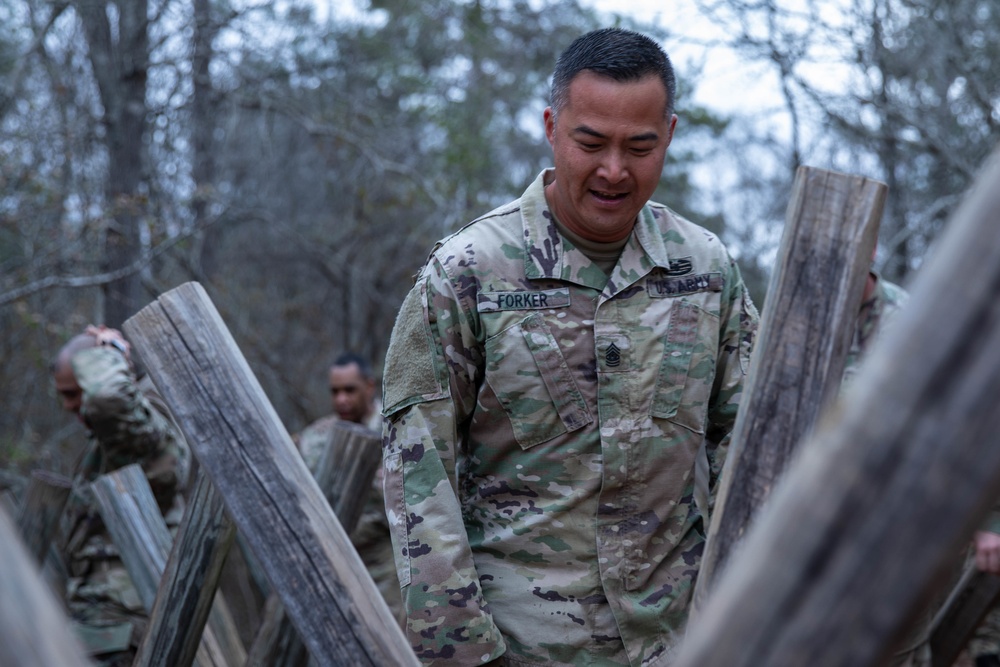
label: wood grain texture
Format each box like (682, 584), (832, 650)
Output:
(695, 166), (886, 606)
(91, 465), (244, 667)
(124, 282), (417, 667)
(929, 565), (1000, 667)
(0, 504), (93, 667)
(245, 421), (383, 667)
(676, 149), (1000, 667)
(133, 470), (241, 667)
(16, 469), (72, 564)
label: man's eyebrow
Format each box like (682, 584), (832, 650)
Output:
(571, 125), (659, 142)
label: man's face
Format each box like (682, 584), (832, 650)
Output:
(544, 70), (676, 243)
(54, 363), (84, 420)
(329, 363), (375, 424)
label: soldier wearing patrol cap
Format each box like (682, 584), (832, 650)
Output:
(53, 325), (188, 665)
(381, 28), (758, 666)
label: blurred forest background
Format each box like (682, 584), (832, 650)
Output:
(2, 0), (999, 478)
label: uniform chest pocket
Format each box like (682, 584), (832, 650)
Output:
(651, 300), (719, 433)
(484, 313), (593, 448)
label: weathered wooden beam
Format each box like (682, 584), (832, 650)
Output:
(16, 469), (74, 565)
(676, 148), (1000, 667)
(1, 488), (18, 516)
(133, 470), (239, 667)
(123, 282), (417, 667)
(694, 166), (886, 608)
(314, 421), (383, 531)
(91, 464), (171, 605)
(245, 421), (383, 667)
(0, 504), (93, 667)
(928, 565), (1000, 667)
(90, 464), (246, 667)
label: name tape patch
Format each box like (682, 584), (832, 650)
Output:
(478, 288), (571, 312)
(647, 272), (723, 297)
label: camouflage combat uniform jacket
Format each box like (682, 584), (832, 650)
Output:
(61, 346), (188, 658)
(382, 170), (758, 666)
(843, 274), (909, 382)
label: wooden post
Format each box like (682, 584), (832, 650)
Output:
(1, 488), (17, 516)
(928, 565), (1000, 667)
(314, 421), (382, 532)
(694, 166), (886, 609)
(133, 470), (239, 667)
(90, 465), (246, 667)
(245, 421), (383, 667)
(15, 470), (74, 564)
(91, 465), (171, 606)
(676, 148), (1000, 667)
(123, 282), (417, 667)
(0, 504), (93, 667)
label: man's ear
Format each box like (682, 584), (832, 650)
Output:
(663, 114), (678, 151)
(544, 106), (556, 146)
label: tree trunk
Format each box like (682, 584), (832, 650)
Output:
(74, 0), (149, 326)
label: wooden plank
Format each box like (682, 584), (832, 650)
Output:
(133, 470), (240, 667)
(16, 469), (74, 564)
(123, 282), (417, 667)
(90, 464), (245, 667)
(694, 166), (886, 608)
(1, 488), (19, 516)
(929, 565), (1000, 667)
(245, 421), (383, 667)
(91, 464), (171, 606)
(0, 504), (93, 667)
(675, 148), (1000, 667)
(314, 421), (382, 532)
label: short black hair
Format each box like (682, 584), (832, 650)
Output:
(550, 28), (676, 120)
(331, 352), (374, 380)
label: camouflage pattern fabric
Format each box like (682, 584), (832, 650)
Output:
(843, 274), (909, 382)
(294, 405), (405, 626)
(59, 346), (188, 662)
(970, 604), (1000, 659)
(381, 169), (758, 666)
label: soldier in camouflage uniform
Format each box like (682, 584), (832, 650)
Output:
(293, 352), (404, 626)
(842, 268), (909, 385)
(381, 28), (758, 666)
(53, 325), (188, 666)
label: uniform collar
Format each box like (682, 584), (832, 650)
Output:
(520, 169), (673, 292)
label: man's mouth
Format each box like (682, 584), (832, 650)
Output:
(592, 190), (628, 203)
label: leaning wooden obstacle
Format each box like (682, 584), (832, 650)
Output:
(694, 166), (886, 610)
(123, 282), (417, 666)
(678, 147), (1000, 666)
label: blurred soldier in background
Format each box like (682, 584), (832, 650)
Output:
(53, 325), (188, 666)
(294, 352), (403, 626)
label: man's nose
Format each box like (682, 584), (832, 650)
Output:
(598, 150), (628, 183)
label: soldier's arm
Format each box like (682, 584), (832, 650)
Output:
(72, 347), (179, 494)
(703, 254), (758, 515)
(382, 258), (506, 666)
